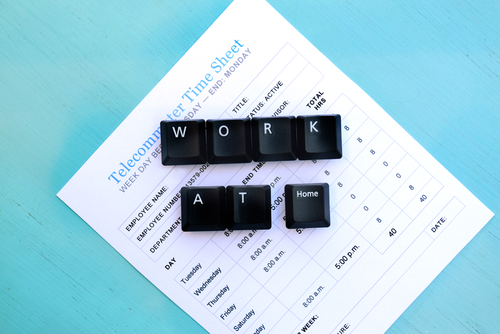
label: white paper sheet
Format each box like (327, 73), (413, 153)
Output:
(58, 0), (494, 333)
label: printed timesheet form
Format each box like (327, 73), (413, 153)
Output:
(57, 0), (494, 333)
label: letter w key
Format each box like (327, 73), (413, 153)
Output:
(161, 120), (207, 165)
(172, 126), (187, 138)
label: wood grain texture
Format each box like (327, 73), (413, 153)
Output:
(0, 0), (498, 333)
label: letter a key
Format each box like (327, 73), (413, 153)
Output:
(181, 186), (226, 231)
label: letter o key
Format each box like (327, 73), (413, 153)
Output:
(219, 125), (229, 137)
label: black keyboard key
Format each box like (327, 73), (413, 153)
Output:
(206, 119), (252, 164)
(227, 185), (272, 230)
(285, 183), (330, 228)
(296, 115), (342, 160)
(251, 116), (297, 161)
(161, 120), (206, 165)
(181, 186), (226, 231)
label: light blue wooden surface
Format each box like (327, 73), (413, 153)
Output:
(1, 0), (498, 333)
